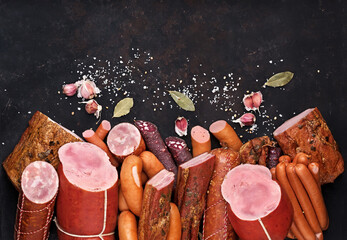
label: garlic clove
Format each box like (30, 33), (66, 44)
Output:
(175, 116), (188, 136)
(233, 113), (256, 127)
(85, 99), (102, 119)
(62, 83), (78, 96)
(77, 80), (101, 99)
(242, 95), (254, 111)
(251, 91), (263, 110)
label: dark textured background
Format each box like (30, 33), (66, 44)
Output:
(0, 0), (346, 239)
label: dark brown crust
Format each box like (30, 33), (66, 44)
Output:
(239, 136), (275, 166)
(274, 108), (344, 184)
(2, 111), (82, 191)
(203, 148), (240, 240)
(174, 155), (215, 240)
(14, 192), (57, 240)
(138, 176), (174, 240)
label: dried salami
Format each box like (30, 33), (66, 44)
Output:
(165, 136), (192, 165)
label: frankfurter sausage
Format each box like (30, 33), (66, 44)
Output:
(279, 155), (292, 163)
(119, 184), (129, 212)
(120, 155), (143, 216)
(95, 120), (111, 140)
(209, 120), (242, 151)
(295, 163), (329, 230)
(286, 163), (322, 239)
(139, 151), (165, 178)
(167, 203), (182, 240)
(270, 167), (276, 180)
(118, 211), (138, 240)
(191, 125), (211, 157)
(290, 222), (305, 240)
(275, 162), (315, 240)
(308, 162), (321, 190)
(293, 152), (310, 165)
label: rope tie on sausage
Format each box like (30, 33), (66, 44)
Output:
(54, 190), (114, 240)
(15, 192), (57, 239)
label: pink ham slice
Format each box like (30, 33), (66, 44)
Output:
(56, 142), (118, 240)
(221, 164), (293, 240)
(107, 122), (145, 162)
(15, 161), (59, 239)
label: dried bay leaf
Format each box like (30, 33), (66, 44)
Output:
(169, 91), (195, 111)
(113, 97), (134, 118)
(264, 71), (294, 87)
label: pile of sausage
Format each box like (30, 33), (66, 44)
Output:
(7, 107), (344, 240)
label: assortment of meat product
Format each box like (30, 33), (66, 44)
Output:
(107, 122), (146, 162)
(3, 106), (344, 239)
(56, 142), (118, 240)
(3, 111), (82, 191)
(175, 152), (215, 240)
(203, 148), (240, 240)
(165, 136), (192, 165)
(134, 120), (178, 177)
(138, 169), (175, 240)
(274, 107), (344, 184)
(14, 161), (59, 240)
(222, 164), (293, 240)
(239, 136), (276, 166)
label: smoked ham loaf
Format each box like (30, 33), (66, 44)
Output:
(56, 142), (118, 240)
(274, 108), (344, 184)
(3, 111), (82, 191)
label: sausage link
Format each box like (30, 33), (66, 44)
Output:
(287, 163), (322, 239)
(275, 162), (315, 240)
(293, 152), (310, 165)
(270, 167), (276, 180)
(308, 162), (321, 190)
(295, 163), (329, 231)
(120, 155), (143, 216)
(290, 222), (305, 240)
(118, 211), (138, 240)
(167, 203), (182, 240)
(279, 155), (292, 163)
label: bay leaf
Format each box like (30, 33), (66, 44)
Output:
(169, 91), (195, 111)
(113, 97), (134, 118)
(264, 71), (294, 87)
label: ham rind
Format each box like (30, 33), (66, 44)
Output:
(138, 169), (174, 240)
(134, 120), (178, 177)
(165, 136), (192, 165)
(56, 142), (118, 240)
(3, 111), (82, 191)
(274, 107), (344, 184)
(15, 161), (58, 240)
(107, 122), (145, 161)
(203, 148), (240, 240)
(175, 152), (215, 240)
(221, 164), (293, 240)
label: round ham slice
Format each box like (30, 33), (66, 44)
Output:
(107, 122), (145, 161)
(221, 164), (293, 240)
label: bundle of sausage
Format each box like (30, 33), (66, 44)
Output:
(3, 111), (82, 191)
(275, 153), (329, 240)
(14, 161), (59, 240)
(55, 142), (118, 240)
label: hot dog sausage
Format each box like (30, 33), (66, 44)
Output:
(293, 152), (309, 166)
(118, 211), (138, 240)
(295, 163), (329, 230)
(308, 162), (321, 190)
(286, 163), (322, 239)
(167, 203), (182, 240)
(120, 155), (143, 217)
(275, 162), (315, 240)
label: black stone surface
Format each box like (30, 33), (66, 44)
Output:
(0, 0), (346, 239)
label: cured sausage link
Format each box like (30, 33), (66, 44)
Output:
(203, 148), (240, 240)
(15, 161), (59, 240)
(134, 120), (177, 176)
(138, 169), (175, 240)
(175, 152), (215, 240)
(165, 136), (192, 165)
